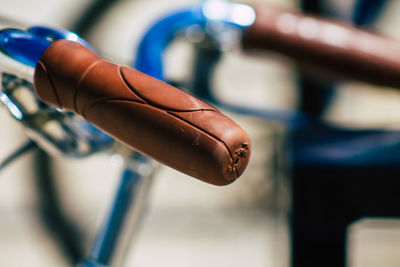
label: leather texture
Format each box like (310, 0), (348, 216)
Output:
(33, 39), (251, 185)
(242, 5), (400, 88)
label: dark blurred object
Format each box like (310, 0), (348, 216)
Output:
(71, 0), (122, 37)
(298, 0), (335, 118)
(297, 0), (388, 117)
(291, 123), (400, 267)
(291, 1), (393, 267)
(352, 0), (388, 26)
(0, 140), (36, 171)
(34, 149), (85, 265)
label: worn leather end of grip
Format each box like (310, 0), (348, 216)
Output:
(33, 39), (251, 185)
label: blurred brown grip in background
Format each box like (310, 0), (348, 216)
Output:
(33, 39), (251, 185)
(242, 5), (400, 88)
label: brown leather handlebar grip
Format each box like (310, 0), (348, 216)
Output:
(33, 39), (251, 185)
(242, 5), (400, 88)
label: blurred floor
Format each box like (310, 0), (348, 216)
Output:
(0, 0), (400, 267)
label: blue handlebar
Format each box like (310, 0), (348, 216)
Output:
(135, 2), (255, 80)
(0, 29), (50, 67)
(0, 26), (92, 67)
(135, 6), (205, 80)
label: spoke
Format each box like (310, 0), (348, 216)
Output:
(0, 140), (36, 172)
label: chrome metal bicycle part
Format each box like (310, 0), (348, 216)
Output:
(134, 0), (255, 79)
(201, 0), (255, 50)
(0, 27), (112, 157)
(82, 152), (155, 267)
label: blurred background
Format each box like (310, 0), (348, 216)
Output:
(1, 0), (400, 266)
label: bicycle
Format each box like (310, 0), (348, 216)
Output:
(0, 17), (251, 267)
(0, 1), (400, 266)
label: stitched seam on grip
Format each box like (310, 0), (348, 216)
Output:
(83, 99), (238, 178)
(83, 99), (234, 161)
(120, 68), (213, 112)
(164, 108), (215, 112)
(80, 98), (213, 119)
(118, 66), (148, 104)
(167, 111), (237, 177)
(87, 99), (233, 162)
(38, 60), (62, 108)
(80, 98), (146, 119)
(74, 59), (103, 113)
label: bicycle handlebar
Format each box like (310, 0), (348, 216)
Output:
(242, 5), (400, 88)
(34, 39), (251, 185)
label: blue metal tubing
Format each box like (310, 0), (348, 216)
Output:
(0, 26), (112, 147)
(85, 154), (152, 267)
(0, 29), (51, 67)
(89, 168), (142, 263)
(292, 123), (400, 167)
(352, 0), (388, 26)
(135, 5), (205, 80)
(28, 26), (95, 50)
(0, 26), (92, 67)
